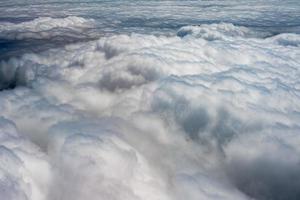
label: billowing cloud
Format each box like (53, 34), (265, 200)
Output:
(0, 16), (96, 40)
(0, 19), (300, 200)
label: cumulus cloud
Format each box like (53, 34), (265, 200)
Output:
(0, 16), (96, 40)
(177, 23), (269, 40)
(225, 128), (300, 200)
(0, 21), (300, 200)
(0, 117), (51, 200)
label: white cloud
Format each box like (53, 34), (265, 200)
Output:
(0, 21), (300, 200)
(0, 16), (96, 40)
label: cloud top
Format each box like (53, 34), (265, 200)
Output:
(0, 22), (300, 200)
(0, 16), (96, 40)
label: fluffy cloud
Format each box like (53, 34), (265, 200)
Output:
(0, 117), (51, 200)
(177, 23), (266, 40)
(0, 21), (300, 200)
(0, 16), (96, 40)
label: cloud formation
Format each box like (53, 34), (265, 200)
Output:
(0, 21), (300, 200)
(0, 16), (96, 40)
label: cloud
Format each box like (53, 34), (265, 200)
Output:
(0, 22), (300, 200)
(0, 117), (51, 200)
(177, 23), (269, 40)
(0, 16), (96, 40)
(225, 128), (300, 200)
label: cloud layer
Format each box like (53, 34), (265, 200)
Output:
(0, 21), (300, 200)
(0, 16), (96, 40)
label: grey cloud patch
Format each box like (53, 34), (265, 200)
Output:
(225, 128), (300, 200)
